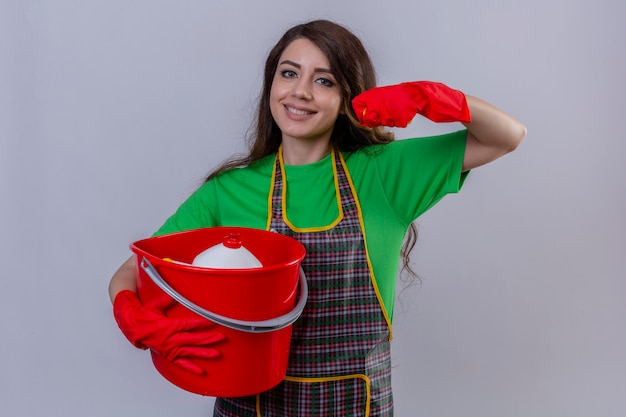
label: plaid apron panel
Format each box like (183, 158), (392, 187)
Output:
(214, 149), (393, 417)
(278, 151), (389, 378)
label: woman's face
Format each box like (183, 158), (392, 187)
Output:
(269, 38), (342, 148)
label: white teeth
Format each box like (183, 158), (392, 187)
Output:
(287, 106), (310, 116)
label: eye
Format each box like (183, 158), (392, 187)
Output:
(280, 70), (297, 78)
(316, 77), (335, 87)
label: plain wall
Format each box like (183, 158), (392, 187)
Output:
(1, 0), (625, 416)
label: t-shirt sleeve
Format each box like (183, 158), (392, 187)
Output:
(152, 180), (219, 236)
(375, 129), (468, 224)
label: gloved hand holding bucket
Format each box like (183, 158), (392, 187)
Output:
(113, 289), (225, 376)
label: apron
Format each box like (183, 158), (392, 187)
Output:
(214, 148), (393, 417)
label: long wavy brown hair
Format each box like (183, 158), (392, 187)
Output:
(206, 19), (418, 278)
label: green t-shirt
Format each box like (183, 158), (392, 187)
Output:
(155, 130), (468, 320)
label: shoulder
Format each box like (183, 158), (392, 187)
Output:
(342, 130), (469, 200)
(347, 130), (464, 154)
(345, 130), (467, 164)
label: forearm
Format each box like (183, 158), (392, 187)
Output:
(462, 95), (527, 171)
(108, 256), (138, 303)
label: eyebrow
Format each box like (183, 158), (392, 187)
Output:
(278, 60), (333, 75)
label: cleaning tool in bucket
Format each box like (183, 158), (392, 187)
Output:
(191, 232), (263, 269)
(130, 227), (308, 397)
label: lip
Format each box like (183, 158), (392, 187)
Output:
(283, 104), (316, 119)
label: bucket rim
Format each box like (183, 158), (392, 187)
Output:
(130, 226), (306, 271)
(133, 252), (305, 273)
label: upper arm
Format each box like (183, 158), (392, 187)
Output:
(461, 96), (527, 172)
(462, 131), (513, 172)
(108, 255), (137, 302)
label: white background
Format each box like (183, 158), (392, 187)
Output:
(1, 0), (625, 416)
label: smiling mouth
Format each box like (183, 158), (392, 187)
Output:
(286, 105), (314, 116)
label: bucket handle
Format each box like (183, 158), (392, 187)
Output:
(140, 257), (308, 334)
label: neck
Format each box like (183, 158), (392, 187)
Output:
(281, 140), (331, 165)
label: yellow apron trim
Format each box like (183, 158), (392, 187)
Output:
(338, 151), (393, 341)
(283, 374), (371, 417)
(278, 145), (344, 233)
(256, 375), (371, 417)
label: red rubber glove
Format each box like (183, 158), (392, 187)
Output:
(113, 290), (225, 375)
(352, 81), (471, 128)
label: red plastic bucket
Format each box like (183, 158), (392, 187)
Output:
(130, 227), (307, 397)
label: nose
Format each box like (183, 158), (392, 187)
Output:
(291, 79), (312, 100)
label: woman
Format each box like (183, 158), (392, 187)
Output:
(109, 19), (526, 416)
